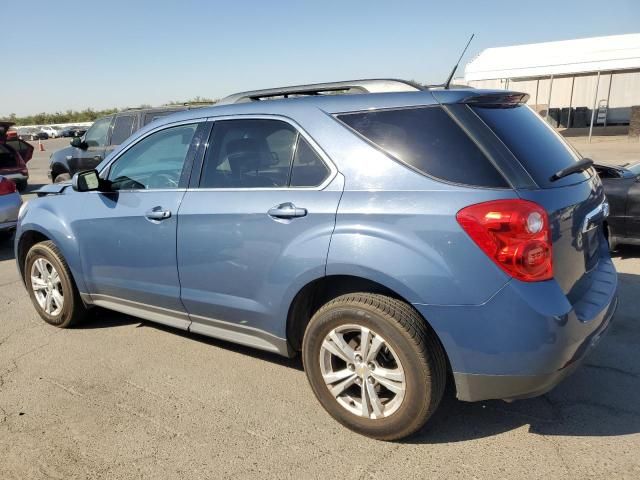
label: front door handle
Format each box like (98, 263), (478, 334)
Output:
(268, 203), (307, 219)
(145, 207), (172, 221)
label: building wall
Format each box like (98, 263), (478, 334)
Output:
(468, 69), (640, 124)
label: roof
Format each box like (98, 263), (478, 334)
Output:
(464, 33), (640, 81)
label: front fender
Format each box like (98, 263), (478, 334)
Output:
(16, 198), (88, 294)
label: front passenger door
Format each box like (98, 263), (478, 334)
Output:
(73, 122), (205, 328)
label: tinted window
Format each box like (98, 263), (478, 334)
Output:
(108, 124), (197, 190)
(200, 119), (297, 188)
(472, 105), (589, 188)
(110, 115), (135, 145)
(338, 107), (507, 188)
(84, 116), (112, 147)
(290, 136), (330, 187)
(143, 111), (178, 126)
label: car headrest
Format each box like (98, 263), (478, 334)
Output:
(225, 138), (271, 174)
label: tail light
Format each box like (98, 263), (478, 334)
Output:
(0, 177), (17, 195)
(456, 199), (552, 282)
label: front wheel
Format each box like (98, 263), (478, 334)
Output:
(302, 293), (447, 441)
(53, 173), (71, 183)
(24, 241), (88, 328)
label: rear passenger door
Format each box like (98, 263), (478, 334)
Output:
(177, 117), (343, 348)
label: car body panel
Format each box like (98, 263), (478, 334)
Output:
(595, 162), (640, 245)
(0, 187), (22, 231)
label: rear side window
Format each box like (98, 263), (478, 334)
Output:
(110, 115), (135, 146)
(290, 136), (330, 187)
(337, 106), (508, 188)
(472, 105), (589, 188)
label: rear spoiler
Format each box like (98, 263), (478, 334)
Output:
(461, 92), (529, 108)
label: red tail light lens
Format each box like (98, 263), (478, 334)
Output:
(0, 177), (17, 195)
(456, 199), (552, 282)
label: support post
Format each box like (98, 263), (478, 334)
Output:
(545, 75), (554, 121)
(588, 71), (601, 143)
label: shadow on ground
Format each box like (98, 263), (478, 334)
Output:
(80, 268), (640, 444)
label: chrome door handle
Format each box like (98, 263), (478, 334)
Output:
(145, 207), (171, 220)
(267, 203), (307, 219)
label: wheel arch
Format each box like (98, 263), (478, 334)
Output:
(16, 222), (88, 295)
(286, 274), (452, 376)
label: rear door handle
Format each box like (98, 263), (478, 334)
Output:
(267, 203), (307, 219)
(145, 207), (172, 221)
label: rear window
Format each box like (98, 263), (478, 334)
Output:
(337, 106), (508, 188)
(472, 105), (590, 188)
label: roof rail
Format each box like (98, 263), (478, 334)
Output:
(218, 79), (423, 105)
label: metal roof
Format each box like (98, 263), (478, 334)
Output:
(464, 33), (640, 81)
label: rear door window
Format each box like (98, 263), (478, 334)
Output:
(110, 115), (136, 146)
(337, 106), (508, 188)
(472, 105), (590, 188)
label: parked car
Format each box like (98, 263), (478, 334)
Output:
(0, 121), (33, 191)
(17, 80), (617, 440)
(595, 162), (640, 249)
(58, 126), (81, 138)
(40, 126), (60, 138)
(48, 106), (197, 183)
(18, 127), (48, 141)
(0, 175), (22, 241)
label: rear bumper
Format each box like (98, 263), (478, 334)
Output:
(414, 249), (618, 402)
(453, 295), (617, 401)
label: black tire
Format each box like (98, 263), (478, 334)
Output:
(302, 293), (447, 441)
(16, 180), (27, 192)
(54, 173), (71, 183)
(24, 240), (88, 328)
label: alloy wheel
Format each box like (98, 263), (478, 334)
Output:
(319, 324), (406, 419)
(30, 257), (64, 316)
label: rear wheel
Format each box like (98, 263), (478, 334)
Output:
(25, 241), (88, 328)
(302, 293), (447, 441)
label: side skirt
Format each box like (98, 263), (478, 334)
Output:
(81, 293), (291, 356)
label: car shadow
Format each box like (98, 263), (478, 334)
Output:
(81, 308), (304, 371)
(45, 264), (640, 442)
(611, 244), (640, 260)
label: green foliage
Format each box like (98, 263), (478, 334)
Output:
(165, 96), (217, 105)
(1, 97), (218, 126)
(1, 107), (119, 126)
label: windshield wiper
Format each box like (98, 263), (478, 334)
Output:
(549, 158), (594, 182)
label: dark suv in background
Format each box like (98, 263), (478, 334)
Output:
(48, 105), (208, 183)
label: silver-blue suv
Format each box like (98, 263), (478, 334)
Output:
(15, 80), (617, 440)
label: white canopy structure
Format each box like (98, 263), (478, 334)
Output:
(463, 34), (640, 130)
(465, 33), (640, 81)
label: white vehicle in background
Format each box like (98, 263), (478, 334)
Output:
(40, 126), (59, 138)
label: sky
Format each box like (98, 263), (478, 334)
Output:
(1, 0), (639, 116)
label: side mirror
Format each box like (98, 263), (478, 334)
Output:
(72, 170), (102, 192)
(70, 137), (88, 150)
